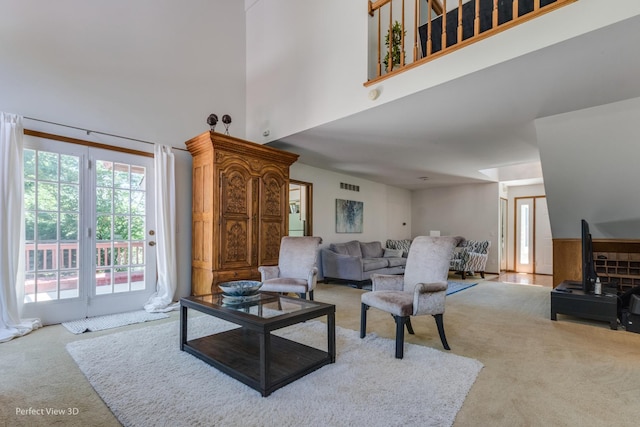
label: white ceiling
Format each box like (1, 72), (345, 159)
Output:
(2, 3), (639, 192)
(268, 14), (640, 190)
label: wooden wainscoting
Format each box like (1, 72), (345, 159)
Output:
(553, 238), (640, 290)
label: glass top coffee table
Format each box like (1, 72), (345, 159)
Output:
(180, 292), (336, 397)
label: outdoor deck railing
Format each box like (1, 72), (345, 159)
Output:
(25, 241), (145, 271)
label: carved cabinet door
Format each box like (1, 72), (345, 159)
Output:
(218, 164), (256, 271)
(258, 169), (288, 266)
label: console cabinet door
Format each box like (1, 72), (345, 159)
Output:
(259, 169), (288, 266)
(218, 164), (256, 271)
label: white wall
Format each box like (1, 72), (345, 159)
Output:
(290, 162), (412, 247)
(0, 0), (246, 147)
(411, 183), (500, 273)
(537, 96), (640, 239)
(245, 0), (640, 144)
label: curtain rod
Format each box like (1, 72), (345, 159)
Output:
(23, 116), (189, 152)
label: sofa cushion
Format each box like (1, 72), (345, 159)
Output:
(383, 248), (403, 258)
(360, 241), (384, 258)
(330, 240), (362, 257)
(386, 257), (407, 268)
(362, 258), (388, 272)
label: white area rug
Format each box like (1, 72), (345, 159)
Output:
(66, 316), (483, 427)
(61, 310), (169, 334)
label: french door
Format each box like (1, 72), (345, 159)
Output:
(21, 139), (156, 324)
(515, 196), (552, 275)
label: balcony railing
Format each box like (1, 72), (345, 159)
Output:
(367, 0), (576, 85)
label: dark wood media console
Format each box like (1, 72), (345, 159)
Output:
(550, 280), (618, 329)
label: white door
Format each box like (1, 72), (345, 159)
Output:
(21, 139), (156, 324)
(515, 196), (553, 275)
(89, 149), (156, 317)
(534, 197), (553, 275)
(515, 198), (534, 273)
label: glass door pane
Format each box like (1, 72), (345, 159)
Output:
(23, 149), (81, 302)
(88, 150), (155, 317)
(515, 198), (534, 273)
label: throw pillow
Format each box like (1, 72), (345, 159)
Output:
(386, 239), (412, 257)
(384, 248), (403, 258)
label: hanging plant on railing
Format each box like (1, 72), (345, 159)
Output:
(383, 21), (406, 72)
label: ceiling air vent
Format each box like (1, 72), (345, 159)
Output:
(340, 182), (360, 192)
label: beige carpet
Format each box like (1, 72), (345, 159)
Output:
(2, 277), (640, 427)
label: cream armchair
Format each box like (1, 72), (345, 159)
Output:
(258, 236), (322, 300)
(360, 236), (461, 358)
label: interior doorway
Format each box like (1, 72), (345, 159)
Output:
(289, 180), (313, 236)
(514, 196), (552, 275)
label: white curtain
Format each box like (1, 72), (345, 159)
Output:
(0, 112), (42, 342)
(144, 144), (178, 312)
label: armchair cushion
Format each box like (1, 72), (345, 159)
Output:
(261, 277), (309, 294)
(362, 291), (413, 317)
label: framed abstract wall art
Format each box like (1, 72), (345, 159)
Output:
(335, 199), (363, 233)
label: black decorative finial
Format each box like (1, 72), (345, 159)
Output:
(207, 114), (218, 132)
(222, 114), (232, 135)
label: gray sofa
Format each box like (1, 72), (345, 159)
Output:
(321, 240), (407, 288)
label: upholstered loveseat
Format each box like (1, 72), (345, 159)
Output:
(321, 240), (408, 288)
(449, 239), (491, 279)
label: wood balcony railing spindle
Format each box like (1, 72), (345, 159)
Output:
(388, 3), (393, 72)
(400, 0), (404, 67)
(475, 0), (480, 36)
(413, 0), (419, 61)
(427, 0), (433, 56)
(442, 0), (447, 50)
(457, 0), (463, 43)
(377, 11), (382, 76)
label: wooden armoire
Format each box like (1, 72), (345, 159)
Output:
(185, 131), (299, 296)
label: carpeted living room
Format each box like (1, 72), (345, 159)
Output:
(3, 2), (640, 426)
(2, 273), (640, 427)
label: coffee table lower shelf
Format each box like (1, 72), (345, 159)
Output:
(183, 327), (332, 397)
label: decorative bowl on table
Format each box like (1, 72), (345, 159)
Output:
(218, 280), (263, 297)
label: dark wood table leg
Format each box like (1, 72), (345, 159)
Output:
(260, 331), (271, 397)
(180, 304), (187, 351)
(327, 312), (336, 363)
